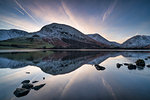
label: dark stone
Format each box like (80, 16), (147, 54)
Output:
(14, 88), (30, 97)
(137, 66), (144, 70)
(43, 77), (45, 80)
(147, 65), (150, 68)
(32, 35), (39, 37)
(32, 81), (39, 83)
(22, 83), (33, 89)
(95, 64), (105, 71)
(26, 72), (30, 74)
(32, 84), (46, 91)
(145, 58), (148, 60)
(124, 63), (130, 66)
(128, 64), (136, 70)
(116, 63), (123, 68)
(135, 59), (145, 67)
(21, 80), (30, 84)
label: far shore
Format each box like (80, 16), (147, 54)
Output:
(0, 48), (150, 53)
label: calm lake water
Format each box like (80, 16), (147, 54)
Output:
(0, 50), (150, 100)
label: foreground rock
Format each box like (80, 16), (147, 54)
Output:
(124, 63), (130, 66)
(22, 83), (33, 89)
(32, 84), (46, 91)
(21, 80), (30, 84)
(128, 64), (136, 70)
(135, 59), (145, 67)
(116, 63), (123, 68)
(95, 64), (105, 71)
(26, 72), (30, 74)
(32, 81), (39, 83)
(14, 88), (30, 97)
(145, 58), (148, 60)
(147, 65), (150, 68)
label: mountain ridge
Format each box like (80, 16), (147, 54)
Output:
(0, 23), (150, 49)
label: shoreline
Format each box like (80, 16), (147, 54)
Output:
(0, 48), (150, 53)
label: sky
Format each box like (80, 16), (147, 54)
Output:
(0, 0), (150, 43)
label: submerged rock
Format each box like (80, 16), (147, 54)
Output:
(145, 58), (148, 60)
(135, 59), (145, 67)
(124, 63), (130, 66)
(147, 65), (150, 68)
(95, 64), (105, 71)
(26, 72), (30, 74)
(116, 63), (123, 68)
(32, 81), (39, 83)
(21, 80), (30, 84)
(22, 83), (33, 89)
(128, 64), (136, 70)
(32, 84), (46, 91)
(14, 88), (30, 97)
(137, 66), (145, 70)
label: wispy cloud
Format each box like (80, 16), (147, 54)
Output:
(102, 0), (117, 22)
(60, 0), (80, 29)
(0, 15), (40, 32)
(14, 0), (38, 24)
(14, 7), (24, 15)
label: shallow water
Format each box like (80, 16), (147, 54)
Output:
(0, 50), (150, 100)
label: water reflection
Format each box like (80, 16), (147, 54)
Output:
(0, 50), (150, 99)
(0, 51), (150, 75)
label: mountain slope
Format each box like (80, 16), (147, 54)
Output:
(34, 23), (108, 48)
(87, 33), (120, 48)
(0, 29), (28, 41)
(0, 23), (108, 49)
(122, 35), (150, 48)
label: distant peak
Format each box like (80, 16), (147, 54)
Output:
(88, 33), (103, 38)
(40, 23), (74, 31)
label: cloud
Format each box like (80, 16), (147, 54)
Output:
(60, 0), (80, 29)
(14, 7), (24, 15)
(102, 0), (117, 22)
(14, 0), (39, 24)
(0, 15), (40, 32)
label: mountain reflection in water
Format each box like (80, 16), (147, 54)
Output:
(0, 51), (150, 75)
(0, 50), (150, 100)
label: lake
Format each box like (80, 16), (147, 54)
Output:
(0, 49), (150, 100)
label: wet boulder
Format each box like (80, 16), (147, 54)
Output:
(26, 72), (30, 74)
(128, 64), (136, 70)
(135, 59), (145, 67)
(124, 63), (130, 66)
(32, 81), (39, 83)
(116, 63), (123, 68)
(32, 84), (46, 91)
(21, 80), (30, 84)
(14, 88), (30, 97)
(95, 64), (105, 71)
(22, 83), (33, 89)
(145, 58), (148, 60)
(147, 65), (150, 68)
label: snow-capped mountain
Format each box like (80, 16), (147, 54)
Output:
(34, 23), (107, 48)
(0, 29), (28, 41)
(122, 35), (150, 48)
(87, 33), (121, 48)
(0, 23), (150, 49)
(0, 23), (108, 49)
